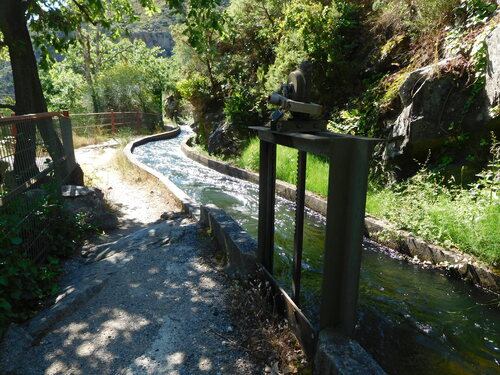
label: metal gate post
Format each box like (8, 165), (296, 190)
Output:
(319, 139), (375, 337)
(292, 150), (307, 306)
(258, 140), (277, 273)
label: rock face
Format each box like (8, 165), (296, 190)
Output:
(385, 25), (500, 175)
(62, 185), (118, 230)
(207, 121), (241, 157)
(163, 94), (179, 119)
(485, 24), (500, 109)
(131, 32), (173, 56)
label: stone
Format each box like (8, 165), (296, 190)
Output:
(164, 94), (179, 119)
(200, 204), (258, 277)
(62, 185), (118, 230)
(207, 121), (241, 157)
(383, 24), (500, 176)
(384, 55), (498, 176)
(65, 163), (85, 186)
(314, 329), (386, 375)
(485, 24), (500, 109)
(160, 211), (182, 220)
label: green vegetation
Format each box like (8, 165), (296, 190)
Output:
(0, 183), (89, 335)
(367, 173), (499, 265)
(237, 136), (499, 266)
(0, 0), (498, 318)
(41, 30), (169, 114)
(238, 138), (330, 195)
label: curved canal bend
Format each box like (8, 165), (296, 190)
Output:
(133, 126), (499, 375)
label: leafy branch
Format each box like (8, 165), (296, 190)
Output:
(71, 0), (98, 26)
(0, 103), (16, 111)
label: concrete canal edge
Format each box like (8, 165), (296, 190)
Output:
(180, 138), (500, 294)
(124, 127), (200, 219)
(126, 128), (387, 375)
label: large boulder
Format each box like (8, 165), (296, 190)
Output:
(384, 59), (486, 162)
(384, 25), (500, 177)
(163, 94), (179, 119)
(62, 185), (118, 230)
(207, 121), (241, 157)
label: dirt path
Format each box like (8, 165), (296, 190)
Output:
(75, 141), (180, 243)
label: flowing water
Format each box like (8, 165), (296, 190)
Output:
(133, 127), (499, 375)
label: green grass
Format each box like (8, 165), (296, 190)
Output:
(237, 138), (499, 266)
(367, 176), (499, 266)
(238, 138), (330, 195)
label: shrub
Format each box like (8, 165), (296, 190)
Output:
(97, 63), (160, 113)
(373, 0), (461, 35)
(0, 185), (87, 335)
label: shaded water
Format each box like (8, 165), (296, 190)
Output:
(133, 127), (499, 375)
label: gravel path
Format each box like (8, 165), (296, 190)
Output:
(75, 141), (180, 242)
(1, 142), (264, 375)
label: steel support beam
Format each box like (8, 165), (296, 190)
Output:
(319, 140), (374, 336)
(258, 140), (276, 273)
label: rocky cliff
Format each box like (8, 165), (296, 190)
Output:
(384, 23), (500, 180)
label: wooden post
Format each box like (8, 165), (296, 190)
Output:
(60, 110), (76, 181)
(11, 113), (16, 136)
(111, 110), (115, 136)
(135, 111), (141, 135)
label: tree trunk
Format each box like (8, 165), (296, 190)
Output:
(0, 0), (65, 183)
(78, 28), (101, 113)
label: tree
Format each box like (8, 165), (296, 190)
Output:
(43, 27), (168, 113)
(0, 0), (222, 115)
(0, 0), (219, 180)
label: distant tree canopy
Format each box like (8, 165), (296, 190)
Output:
(0, 0), (221, 115)
(41, 28), (169, 113)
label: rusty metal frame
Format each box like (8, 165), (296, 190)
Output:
(251, 125), (380, 355)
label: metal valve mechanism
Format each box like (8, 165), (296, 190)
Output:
(268, 62), (325, 132)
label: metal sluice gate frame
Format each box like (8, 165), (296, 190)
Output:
(252, 64), (382, 359)
(252, 127), (381, 358)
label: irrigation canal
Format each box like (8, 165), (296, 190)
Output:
(133, 126), (499, 375)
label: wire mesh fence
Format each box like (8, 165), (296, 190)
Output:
(0, 110), (162, 262)
(0, 112), (74, 261)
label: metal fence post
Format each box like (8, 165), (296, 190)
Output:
(10, 113), (16, 136)
(136, 111), (141, 134)
(319, 139), (374, 337)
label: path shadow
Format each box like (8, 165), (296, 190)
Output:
(11, 218), (259, 375)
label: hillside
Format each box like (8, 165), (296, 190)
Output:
(128, 4), (180, 56)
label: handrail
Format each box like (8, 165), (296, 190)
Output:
(70, 112), (136, 116)
(70, 111), (160, 116)
(0, 112), (68, 124)
(0, 111), (160, 125)
(0, 111), (161, 123)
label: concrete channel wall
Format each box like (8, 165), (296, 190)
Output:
(125, 128), (387, 375)
(181, 138), (500, 294)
